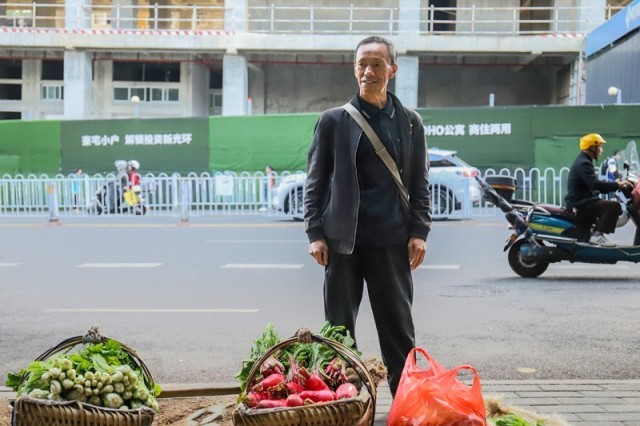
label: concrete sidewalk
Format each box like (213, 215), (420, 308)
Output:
(3, 380), (640, 425)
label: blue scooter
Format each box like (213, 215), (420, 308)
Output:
(477, 166), (640, 278)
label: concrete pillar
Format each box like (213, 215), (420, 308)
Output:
(248, 65), (265, 115)
(21, 60), (40, 120)
(222, 54), (248, 115)
(92, 60), (112, 117)
(561, 0), (606, 33)
(398, 0), (420, 33)
(395, 56), (419, 109)
(225, 0), (248, 31)
(64, 51), (92, 119)
(182, 61), (209, 117)
(65, 0), (90, 29)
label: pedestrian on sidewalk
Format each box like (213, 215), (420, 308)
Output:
(304, 36), (432, 397)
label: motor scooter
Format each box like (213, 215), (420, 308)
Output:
(87, 180), (147, 215)
(477, 162), (640, 278)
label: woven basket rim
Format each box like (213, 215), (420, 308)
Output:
(236, 327), (377, 425)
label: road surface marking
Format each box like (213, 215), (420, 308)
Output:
(222, 263), (304, 269)
(207, 240), (307, 243)
(76, 263), (162, 268)
(44, 308), (259, 313)
(417, 265), (460, 270)
(0, 263), (19, 267)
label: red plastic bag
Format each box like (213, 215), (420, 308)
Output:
(387, 348), (486, 426)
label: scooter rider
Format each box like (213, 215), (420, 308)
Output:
(565, 133), (631, 247)
(127, 160), (141, 190)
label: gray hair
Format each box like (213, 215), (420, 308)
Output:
(355, 36), (396, 65)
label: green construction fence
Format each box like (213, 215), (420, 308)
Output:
(0, 104), (638, 176)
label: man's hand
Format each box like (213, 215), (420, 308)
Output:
(408, 237), (427, 270)
(309, 239), (329, 266)
(617, 180), (632, 190)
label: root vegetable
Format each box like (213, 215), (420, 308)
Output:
(260, 356), (285, 377)
(49, 380), (62, 395)
(256, 399), (287, 409)
(61, 359), (73, 371)
(244, 392), (263, 407)
(88, 396), (102, 406)
(286, 394), (304, 407)
(299, 390), (336, 403)
(252, 373), (285, 392)
(304, 373), (329, 391)
(62, 379), (74, 389)
(99, 385), (114, 394)
(285, 382), (305, 395)
(28, 389), (49, 399)
(336, 383), (358, 400)
(49, 368), (61, 379)
(102, 392), (124, 409)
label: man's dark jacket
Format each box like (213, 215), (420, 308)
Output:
(565, 151), (619, 210)
(304, 92), (432, 254)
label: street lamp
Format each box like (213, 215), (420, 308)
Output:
(131, 95), (141, 117)
(607, 86), (622, 104)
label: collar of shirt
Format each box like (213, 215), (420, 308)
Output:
(356, 93), (395, 120)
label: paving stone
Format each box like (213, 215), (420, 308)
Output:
(577, 412), (640, 421)
(539, 384), (604, 391)
(602, 405), (640, 413)
(516, 391), (582, 398)
(530, 404), (606, 413)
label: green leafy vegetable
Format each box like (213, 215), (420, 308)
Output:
(489, 413), (537, 426)
(4, 339), (160, 411)
(235, 322), (360, 393)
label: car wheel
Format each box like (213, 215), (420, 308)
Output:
(433, 187), (454, 216)
(284, 186), (304, 214)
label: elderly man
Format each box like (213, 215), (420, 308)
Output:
(304, 36), (431, 396)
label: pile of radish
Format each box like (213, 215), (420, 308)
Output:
(236, 323), (366, 411)
(245, 356), (359, 409)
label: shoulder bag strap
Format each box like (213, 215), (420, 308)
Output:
(342, 103), (410, 206)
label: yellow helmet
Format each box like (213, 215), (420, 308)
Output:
(579, 133), (607, 150)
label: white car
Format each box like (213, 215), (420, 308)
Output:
(270, 148), (480, 216)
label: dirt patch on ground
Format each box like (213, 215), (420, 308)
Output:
(1, 395), (238, 426)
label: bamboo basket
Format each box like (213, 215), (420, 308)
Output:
(11, 326), (156, 426)
(233, 328), (377, 426)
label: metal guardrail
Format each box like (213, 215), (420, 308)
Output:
(0, 168), (569, 221)
(0, 3), (624, 35)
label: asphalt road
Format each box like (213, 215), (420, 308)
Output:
(1, 214), (639, 386)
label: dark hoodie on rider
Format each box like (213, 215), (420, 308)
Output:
(565, 151), (619, 210)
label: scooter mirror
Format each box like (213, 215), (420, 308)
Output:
(624, 161), (630, 170)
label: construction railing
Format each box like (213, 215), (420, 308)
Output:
(0, 168), (570, 221)
(0, 3), (624, 35)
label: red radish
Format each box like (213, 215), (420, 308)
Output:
(335, 383), (358, 400)
(286, 394), (304, 407)
(299, 389), (336, 403)
(260, 356), (285, 377)
(285, 382), (305, 395)
(244, 392), (263, 407)
(252, 373), (285, 392)
(304, 373), (330, 391)
(256, 399), (287, 409)
(324, 357), (349, 387)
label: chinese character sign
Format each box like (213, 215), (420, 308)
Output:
(61, 118), (208, 174)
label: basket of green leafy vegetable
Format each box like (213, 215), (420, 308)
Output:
(5, 325), (161, 426)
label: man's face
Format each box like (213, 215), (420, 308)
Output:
(354, 42), (397, 99)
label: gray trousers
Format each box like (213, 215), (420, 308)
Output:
(324, 242), (416, 396)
